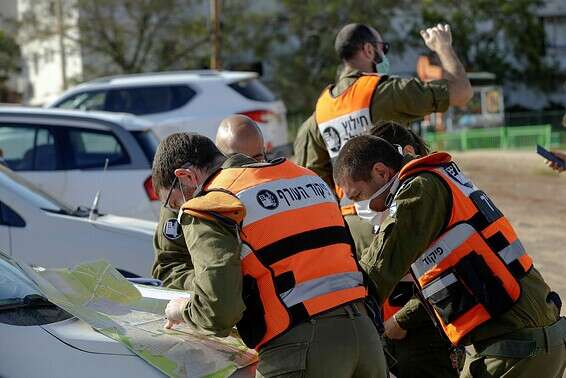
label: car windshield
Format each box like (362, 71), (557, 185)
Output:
(0, 165), (74, 214)
(0, 252), (41, 302)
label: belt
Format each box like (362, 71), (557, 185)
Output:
(474, 317), (566, 358)
(312, 300), (368, 319)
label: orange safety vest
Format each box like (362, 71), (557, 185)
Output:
(398, 153), (533, 345)
(183, 158), (367, 350)
(382, 274), (415, 321)
(315, 74), (381, 214)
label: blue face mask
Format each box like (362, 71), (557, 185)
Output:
(374, 51), (390, 75)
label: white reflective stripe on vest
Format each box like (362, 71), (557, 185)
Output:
(240, 243), (253, 260)
(279, 271), (364, 307)
(236, 175), (336, 227)
(498, 239), (526, 264)
(317, 108), (371, 159)
(411, 223), (476, 278)
(421, 273), (458, 299)
(435, 164), (478, 198)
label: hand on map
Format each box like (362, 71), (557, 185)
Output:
(164, 297), (190, 329)
(384, 315), (407, 340)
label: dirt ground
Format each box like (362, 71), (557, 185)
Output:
(451, 150), (566, 315)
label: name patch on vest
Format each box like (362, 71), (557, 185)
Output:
(318, 109), (371, 158)
(239, 175), (336, 226)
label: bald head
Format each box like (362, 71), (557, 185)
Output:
(215, 115), (266, 161)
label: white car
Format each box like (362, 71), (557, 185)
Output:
(0, 252), (255, 378)
(0, 107), (161, 220)
(47, 70), (290, 154)
(0, 164), (156, 277)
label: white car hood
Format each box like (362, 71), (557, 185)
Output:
(93, 214), (156, 236)
(41, 317), (135, 356)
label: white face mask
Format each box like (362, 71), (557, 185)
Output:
(354, 174), (400, 226)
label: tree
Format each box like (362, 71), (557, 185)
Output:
(18, 0), (210, 79)
(409, 0), (565, 91)
(0, 30), (21, 82)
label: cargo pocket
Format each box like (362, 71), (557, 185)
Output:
(453, 252), (515, 317)
(237, 275), (267, 349)
(426, 272), (476, 324)
(257, 342), (308, 377)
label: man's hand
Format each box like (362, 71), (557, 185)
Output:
(384, 315), (407, 340)
(164, 298), (190, 329)
(546, 151), (566, 173)
(421, 24), (452, 53)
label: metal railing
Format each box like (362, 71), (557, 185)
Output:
(424, 125), (553, 151)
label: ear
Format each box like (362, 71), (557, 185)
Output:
(403, 145), (416, 155)
(362, 42), (374, 59)
(174, 167), (198, 187)
(371, 162), (390, 180)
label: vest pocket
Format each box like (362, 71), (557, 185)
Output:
(426, 273), (476, 324)
(453, 252), (515, 317)
(237, 274), (267, 348)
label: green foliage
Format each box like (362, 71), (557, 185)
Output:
(412, 0), (564, 91)
(0, 30), (21, 82)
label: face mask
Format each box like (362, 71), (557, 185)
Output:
(354, 174), (399, 225)
(374, 51), (390, 75)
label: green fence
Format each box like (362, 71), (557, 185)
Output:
(424, 125), (552, 151)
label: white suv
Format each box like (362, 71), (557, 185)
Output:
(48, 70), (290, 154)
(0, 107), (160, 220)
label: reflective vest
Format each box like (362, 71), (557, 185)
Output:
(382, 274), (415, 321)
(398, 153), (533, 345)
(315, 74), (381, 213)
(183, 158), (367, 350)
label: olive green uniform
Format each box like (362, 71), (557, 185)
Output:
(293, 67), (450, 188)
(152, 207), (194, 291)
(361, 155), (566, 377)
(177, 155), (387, 378)
(294, 67), (454, 376)
(347, 211), (456, 378)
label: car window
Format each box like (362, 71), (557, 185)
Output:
(131, 130), (158, 163)
(0, 125), (57, 171)
(57, 91), (106, 111)
(0, 255), (39, 301)
(0, 202), (25, 227)
(67, 129), (130, 169)
(103, 85), (196, 115)
(228, 79), (277, 102)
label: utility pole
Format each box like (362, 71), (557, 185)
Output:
(55, 0), (68, 90)
(210, 0), (221, 70)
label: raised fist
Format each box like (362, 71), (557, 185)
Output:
(421, 24), (452, 52)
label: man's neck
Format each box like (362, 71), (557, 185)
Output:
(343, 60), (374, 74)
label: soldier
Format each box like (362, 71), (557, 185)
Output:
(151, 115), (266, 289)
(333, 135), (566, 378)
(370, 122), (458, 378)
(159, 133), (387, 377)
(294, 22), (472, 193)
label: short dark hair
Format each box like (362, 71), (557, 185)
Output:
(152, 133), (223, 192)
(370, 121), (430, 156)
(335, 23), (377, 61)
(334, 135), (403, 184)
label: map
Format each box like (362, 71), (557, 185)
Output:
(17, 260), (257, 378)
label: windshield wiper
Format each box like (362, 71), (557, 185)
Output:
(0, 294), (56, 311)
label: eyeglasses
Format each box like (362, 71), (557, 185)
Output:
(162, 161), (193, 211)
(375, 41), (390, 55)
